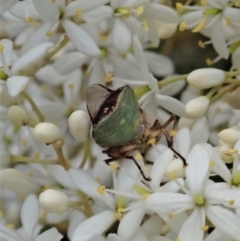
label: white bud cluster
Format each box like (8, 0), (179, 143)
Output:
(7, 105), (29, 126)
(39, 189), (71, 213)
(185, 96), (210, 119)
(68, 110), (91, 143)
(33, 122), (61, 144)
(187, 68), (226, 89)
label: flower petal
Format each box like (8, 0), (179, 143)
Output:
(173, 128), (191, 157)
(186, 144), (210, 194)
(178, 208), (205, 241)
(35, 228), (63, 241)
(21, 194), (40, 240)
(32, 0), (59, 22)
(69, 168), (115, 209)
(118, 207), (146, 241)
(111, 18), (131, 54)
(156, 94), (187, 117)
(72, 211), (115, 241)
(6, 76), (29, 97)
(12, 42), (54, 74)
(206, 206), (240, 240)
(62, 19), (100, 56)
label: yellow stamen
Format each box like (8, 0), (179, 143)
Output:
(176, 3), (183, 13)
(179, 21), (186, 32)
(198, 40), (205, 49)
(68, 83), (74, 89)
(192, 19), (206, 33)
(209, 160), (215, 167)
(109, 162), (119, 170)
(135, 153), (142, 161)
(104, 73), (113, 84)
(133, 185), (151, 195)
(142, 20), (149, 31)
(26, 17), (34, 22)
(41, 84), (49, 91)
(46, 30), (53, 37)
(201, 225), (209, 231)
(168, 212), (174, 218)
(229, 148), (238, 154)
(0, 210), (4, 216)
(114, 212), (122, 220)
(51, 0), (56, 2)
(142, 193), (150, 200)
(117, 195), (125, 208)
(18, 193), (25, 201)
(96, 177), (101, 183)
(116, 7), (130, 17)
(0, 43), (4, 52)
(200, 0), (207, 6)
(225, 17), (232, 26)
(97, 185), (106, 194)
(76, 9), (82, 16)
(169, 172), (177, 180)
(148, 138), (156, 145)
(6, 224), (15, 229)
(34, 152), (40, 159)
(117, 207), (126, 213)
(100, 33), (108, 41)
(170, 130), (177, 137)
(136, 6), (144, 16)
(229, 199), (235, 205)
(22, 139), (28, 147)
(42, 184), (49, 191)
(206, 58), (212, 66)
(28, 172), (34, 177)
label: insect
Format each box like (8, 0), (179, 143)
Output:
(86, 84), (185, 181)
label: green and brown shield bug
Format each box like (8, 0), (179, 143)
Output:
(86, 84), (140, 148)
(86, 84), (186, 181)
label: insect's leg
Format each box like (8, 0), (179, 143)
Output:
(160, 115), (187, 166)
(105, 158), (117, 166)
(126, 156), (152, 182)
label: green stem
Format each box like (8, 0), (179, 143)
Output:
(224, 78), (240, 85)
(44, 35), (69, 61)
(206, 85), (221, 98)
(226, 70), (240, 78)
(76, 190), (93, 217)
(11, 155), (58, 164)
(79, 141), (91, 169)
(21, 91), (45, 122)
(210, 85), (236, 104)
(53, 144), (70, 170)
(158, 74), (188, 88)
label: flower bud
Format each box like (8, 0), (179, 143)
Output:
(219, 146), (236, 163)
(185, 96), (210, 119)
(0, 169), (40, 194)
(8, 105), (29, 126)
(218, 128), (240, 146)
(187, 68), (225, 89)
(39, 189), (70, 213)
(68, 110), (91, 143)
(34, 122), (61, 144)
(165, 158), (185, 178)
(0, 146), (10, 167)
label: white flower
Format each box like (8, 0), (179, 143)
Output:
(11, 0), (112, 55)
(0, 168), (40, 194)
(144, 144), (240, 241)
(0, 194), (63, 241)
(218, 128), (240, 147)
(0, 39), (53, 97)
(7, 105), (29, 126)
